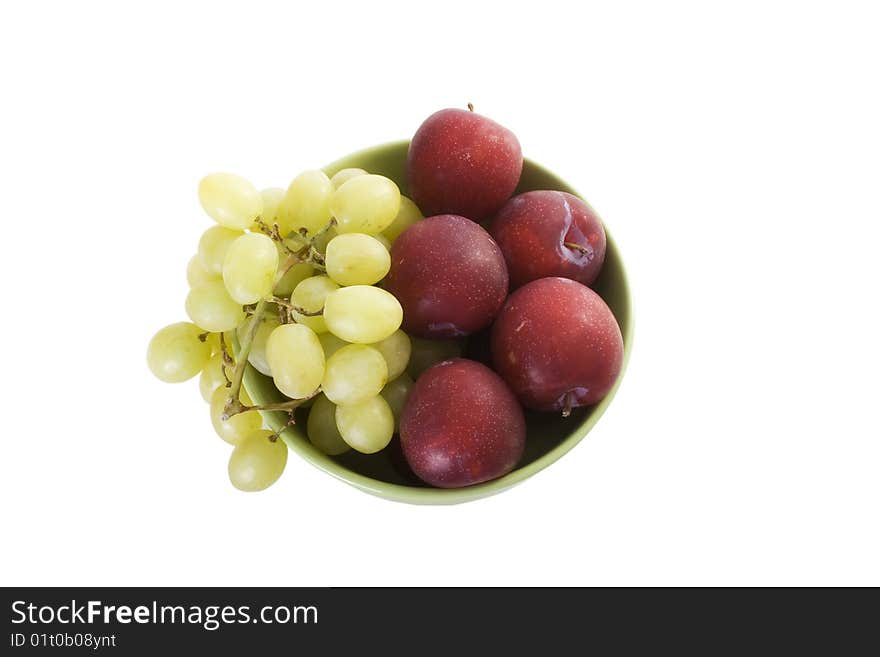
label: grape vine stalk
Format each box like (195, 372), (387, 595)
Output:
(219, 216), (337, 429)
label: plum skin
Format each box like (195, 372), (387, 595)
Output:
(489, 190), (607, 290)
(491, 277), (624, 413)
(384, 214), (509, 338)
(406, 108), (523, 220)
(400, 358), (526, 488)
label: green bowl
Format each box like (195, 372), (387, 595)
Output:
(243, 140), (634, 504)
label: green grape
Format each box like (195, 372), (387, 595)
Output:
(185, 281), (246, 332)
(210, 386), (262, 445)
(222, 232), (279, 304)
(407, 337), (463, 379)
(198, 225), (242, 276)
(290, 275), (339, 333)
(199, 353), (229, 402)
(187, 255), (219, 288)
(325, 233), (391, 286)
(323, 285), (402, 344)
(318, 332), (348, 359)
(335, 395), (394, 454)
(330, 174), (401, 235)
(236, 314), (281, 376)
(278, 170), (333, 237)
(373, 234), (392, 250)
(252, 186), (285, 232)
(228, 429), (288, 492)
(306, 395), (351, 455)
(147, 322), (212, 383)
(265, 323), (325, 399)
(380, 373), (414, 431)
(382, 195), (424, 243)
(330, 167), (367, 189)
(322, 344), (388, 406)
(274, 257), (313, 297)
(198, 172), (263, 231)
(371, 330), (411, 381)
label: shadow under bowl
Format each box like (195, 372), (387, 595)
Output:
(242, 140), (634, 504)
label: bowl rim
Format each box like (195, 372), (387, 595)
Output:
(247, 140), (634, 505)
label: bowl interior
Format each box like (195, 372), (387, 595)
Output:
(242, 140), (633, 504)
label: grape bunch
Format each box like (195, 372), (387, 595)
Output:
(147, 166), (431, 492)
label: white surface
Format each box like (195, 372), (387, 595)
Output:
(1, 1), (878, 586)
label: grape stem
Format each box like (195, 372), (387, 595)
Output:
(307, 247), (326, 270)
(220, 211), (336, 421)
(219, 333), (234, 369)
(222, 392), (318, 422)
(219, 333), (233, 385)
(292, 305), (323, 317)
(222, 217), (337, 419)
(244, 397), (313, 413)
(268, 296), (323, 320)
(257, 216), (333, 269)
(268, 415), (297, 442)
(223, 297), (268, 418)
(269, 295), (295, 308)
(286, 221), (334, 270)
(276, 254), (300, 280)
(254, 218), (288, 246)
(290, 217), (337, 249)
(267, 296), (297, 324)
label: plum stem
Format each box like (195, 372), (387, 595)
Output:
(563, 241), (590, 255)
(467, 102), (474, 112)
(562, 391), (574, 418)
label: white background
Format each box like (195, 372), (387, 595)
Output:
(1, 1), (878, 586)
